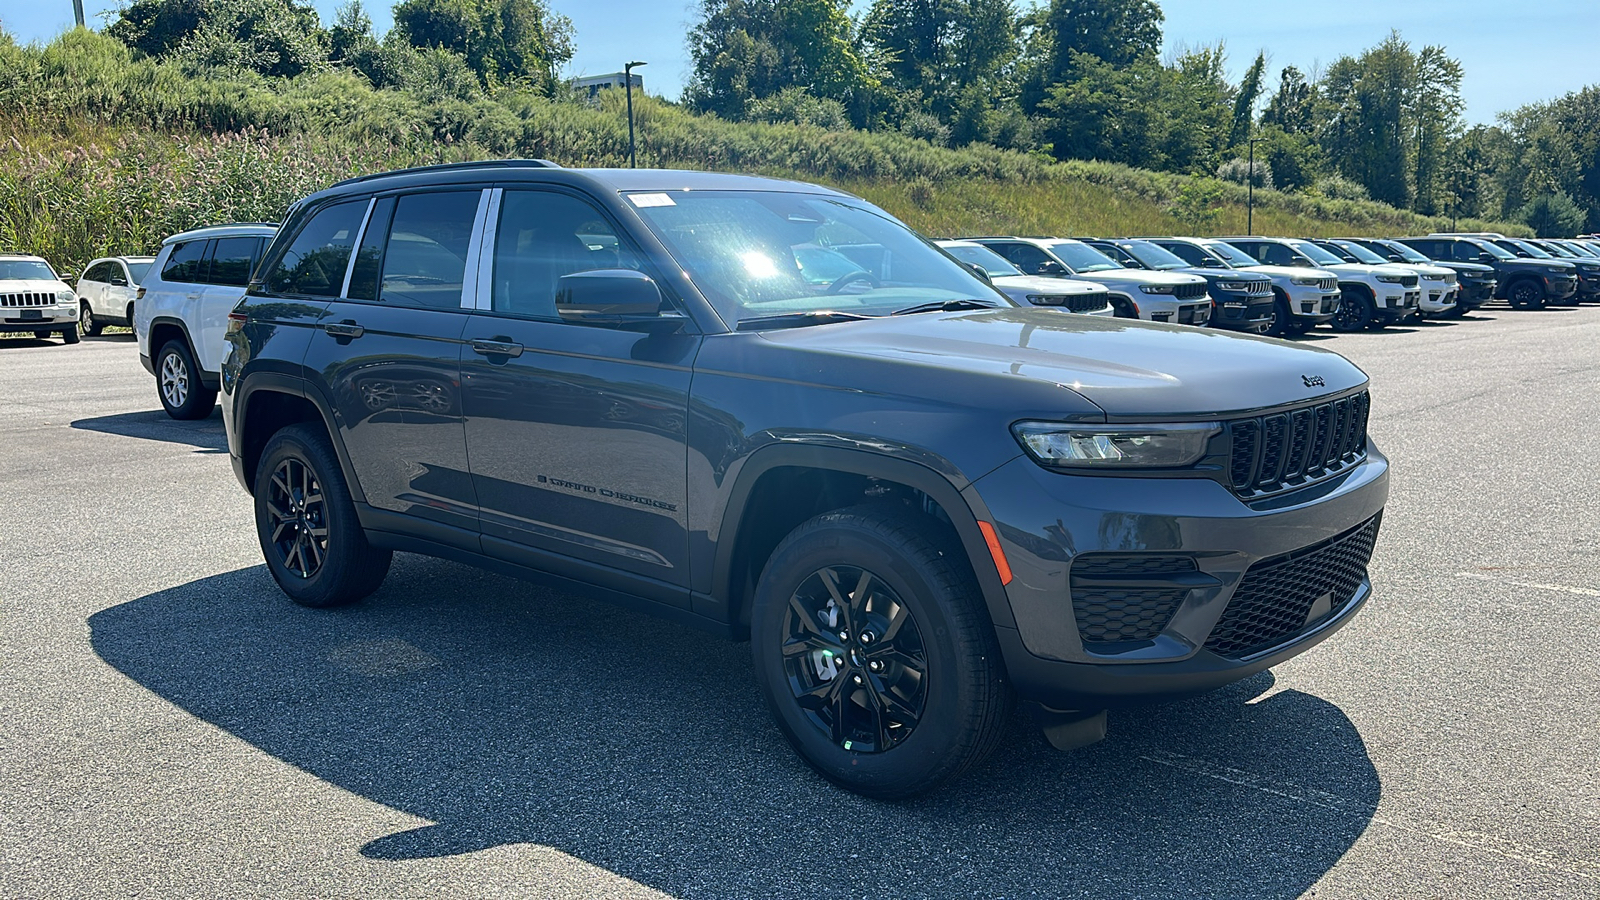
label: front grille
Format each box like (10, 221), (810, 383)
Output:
(1205, 516), (1381, 658)
(1226, 391), (1370, 498)
(1318, 277), (1338, 291)
(1030, 292), (1110, 313)
(1399, 275), (1419, 288)
(1249, 280), (1271, 294)
(0, 292), (53, 308)
(1174, 282), (1208, 300)
(1071, 555), (1195, 643)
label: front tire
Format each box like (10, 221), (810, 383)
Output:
(1330, 287), (1372, 332)
(156, 339), (218, 420)
(750, 504), (1012, 798)
(80, 303), (103, 337)
(1264, 292), (1292, 336)
(1507, 278), (1546, 310)
(61, 325), (80, 344)
(255, 424), (392, 608)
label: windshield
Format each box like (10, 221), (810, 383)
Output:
(940, 243), (1024, 277)
(626, 191), (1005, 325)
(1499, 239), (1552, 259)
(1203, 241), (1258, 267)
(1375, 240), (1430, 264)
(1330, 241), (1388, 265)
(126, 261), (153, 284)
(1537, 241), (1577, 258)
(1119, 241), (1189, 271)
(1046, 241), (1122, 273)
(1287, 240), (1346, 266)
(1469, 239), (1515, 260)
(0, 259), (58, 280)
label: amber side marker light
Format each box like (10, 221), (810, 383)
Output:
(976, 521), (1013, 586)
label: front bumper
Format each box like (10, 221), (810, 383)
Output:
(966, 447), (1389, 709)
(1281, 283), (1339, 322)
(1576, 272), (1600, 298)
(1209, 291), (1274, 331)
(1374, 288), (1418, 311)
(1419, 285), (1457, 315)
(1457, 280), (1495, 307)
(1548, 276), (1579, 300)
(1, 305), (77, 332)
(1142, 298), (1212, 327)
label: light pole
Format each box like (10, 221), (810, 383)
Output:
(1247, 136), (1263, 235)
(71, 0), (85, 26)
(624, 61), (647, 168)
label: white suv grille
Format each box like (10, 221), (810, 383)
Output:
(1, 292), (54, 308)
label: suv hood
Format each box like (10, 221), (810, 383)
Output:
(0, 279), (70, 295)
(1238, 263), (1337, 281)
(1322, 263), (1413, 278)
(1070, 268), (1207, 287)
(755, 308), (1367, 418)
(990, 275), (1109, 296)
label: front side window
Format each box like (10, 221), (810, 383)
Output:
(379, 191), (482, 309)
(162, 241), (210, 283)
(492, 191), (641, 319)
(1161, 242), (1211, 267)
(1203, 241), (1259, 268)
(265, 200), (366, 296)
(207, 238), (262, 287)
(994, 242), (1052, 274)
(626, 190), (1002, 325)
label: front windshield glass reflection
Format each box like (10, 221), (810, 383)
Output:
(626, 191), (1007, 325)
(1332, 241), (1388, 265)
(1378, 240), (1431, 264)
(941, 243), (1024, 277)
(1045, 242), (1122, 273)
(1120, 241), (1189, 270)
(1470, 239), (1516, 260)
(1287, 240), (1347, 266)
(0, 260), (59, 280)
(1204, 241), (1260, 267)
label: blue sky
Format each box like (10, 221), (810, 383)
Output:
(4, 0), (1594, 124)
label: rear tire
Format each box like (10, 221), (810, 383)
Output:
(156, 339), (218, 420)
(255, 424), (392, 608)
(1329, 287), (1372, 332)
(79, 303), (103, 337)
(750, 503), (1012, 799)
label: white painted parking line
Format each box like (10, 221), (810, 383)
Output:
(1455, 572), (1600, 598)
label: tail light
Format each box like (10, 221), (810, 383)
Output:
(226, 311), (248, 334)
(136, 287), (146, 300)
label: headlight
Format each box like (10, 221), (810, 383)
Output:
(1139, 284), (1175, 294)
(1012, 422), (1220, 468)
(1376, 274), (1407, 284)
(1215, 281), (1250, 291)
(1290, 276), (1321, 285)
(57, 289), (75, 302)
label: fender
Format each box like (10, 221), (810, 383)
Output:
(146, 316), (220, 389)
(232, 369), (367, 505)
(704, 443), (1018, 632)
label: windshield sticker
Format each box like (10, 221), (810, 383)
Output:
(629, 193), (677, 208)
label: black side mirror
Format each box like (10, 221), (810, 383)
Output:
(964, 262), (992, 283)
(1478, 253), (1495, 263)
(1387, 255), (1404, 262)
(1036, 261), (1066, 276)
(557, 269), (673, 328)
(1200, 257), (1224, 268)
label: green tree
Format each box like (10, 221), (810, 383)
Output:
(392, 0), (572, 91)
(1319, 32), (1414, 208)
(108, 0), (329, 77)
(1228, 50), (1265, 149)
(1520, 190), (1587, 236)
(685, 0), (876, 124)
(1042, 0), (1161, 83)
(860, 0), (1018, 139)
(1260, 65), (1316, 135)
(1410, 45), (1464, 215)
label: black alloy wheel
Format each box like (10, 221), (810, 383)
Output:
(1330, 287), (1371, 332)
(79, 303), (102, 337)
(781, 564), (929, 754)
(751, 504), (1012, 798)
(1507, 278), (1546, 310)
(254, 424), (391, 607)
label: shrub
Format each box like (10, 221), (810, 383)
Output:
(1217, 156), (1273, 190)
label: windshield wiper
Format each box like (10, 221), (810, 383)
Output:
(736, 310), (875, 331)
(890, 298), (1000, 316)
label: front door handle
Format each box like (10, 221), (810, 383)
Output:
(470, 338), (523, 358)
(325, 321), (364, 338)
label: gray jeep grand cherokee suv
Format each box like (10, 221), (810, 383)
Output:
(222, 161), (1389, 798)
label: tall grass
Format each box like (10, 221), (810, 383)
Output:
(0, 29), (1529, 275)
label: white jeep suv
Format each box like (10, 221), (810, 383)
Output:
(135, 224), (276, 418)
(1314, 240), (1456, 319)
(1225, 237), (1420, 332)
(971, 237), (1212, 325)
(0, 254), (79, 343)
(76, 256), (155, 336)
(933, 240), (1113, 315)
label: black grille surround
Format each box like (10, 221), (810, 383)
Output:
(1227, 391), (1369, 500)
(1070, 555), (1199, 644)
(1027, 292), (1111, 313)
(1174, 282), (1208, 300)
(1205, 515), (1381, 659)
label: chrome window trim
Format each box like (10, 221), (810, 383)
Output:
(340, 197), (378, 299)
(462, 188), (497, 310)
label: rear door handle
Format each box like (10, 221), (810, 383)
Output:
(470, 338), (523, 358)
(325, 321), (365, 338)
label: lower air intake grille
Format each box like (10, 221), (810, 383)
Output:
(1070, 555), (1196, 643)
(1205, 516), (1380, 659)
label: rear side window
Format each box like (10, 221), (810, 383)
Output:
(161, 241), (210, 283)
(265, 200), (367, 296)
(993, 243), (1051, 274)
(378, 192), (482, 309)
(207, 238), (262, 287)
(1162, 242), (1210, 267)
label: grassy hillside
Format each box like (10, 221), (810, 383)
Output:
(0, 29), (1528, 275)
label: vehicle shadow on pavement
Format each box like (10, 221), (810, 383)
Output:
(71, 409), (226, 452)
(91, 556), (1380, 899)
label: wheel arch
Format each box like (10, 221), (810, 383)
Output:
(235, 373), (366, 504)
(710, 445), (1015, 637)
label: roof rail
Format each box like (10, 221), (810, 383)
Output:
(329, 159), (562, 189)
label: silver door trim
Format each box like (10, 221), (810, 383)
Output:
(340, 197), (378, 299)
(461, 189), (497, 310)
(468, 188), (503, 310)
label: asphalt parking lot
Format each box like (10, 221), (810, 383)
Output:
(2, 307), (1597, 899)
